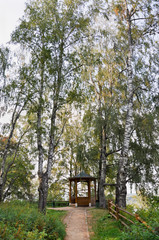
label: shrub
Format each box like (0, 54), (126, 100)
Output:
(119, 224), (159, 240)
(119, 206), (159, 240)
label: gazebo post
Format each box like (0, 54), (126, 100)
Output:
(69, 180), (72, 206)
(75, 179), (78, 207)
(88, 179), (91, 207)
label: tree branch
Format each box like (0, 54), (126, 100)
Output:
(55, 119), (67, 149)
(106, 148), (122, 157)
(118, 68), (127, 79)
(131, 17), (149, 21)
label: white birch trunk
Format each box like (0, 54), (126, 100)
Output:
(38, 41), (64, 213)
(99, 126), (107, 208)
(47, 103), (57, 178)
(90, 73), (107, 208)
(37, 63), (46, 212)
(116, 1), (134, 208)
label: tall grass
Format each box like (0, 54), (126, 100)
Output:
(0, 201), (66, 240)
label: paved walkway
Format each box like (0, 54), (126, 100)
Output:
(49, 206), (90, 240)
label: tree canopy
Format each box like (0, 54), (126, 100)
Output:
(0, 0), (158, 210)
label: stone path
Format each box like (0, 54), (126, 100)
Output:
(49, 206), (90, 240)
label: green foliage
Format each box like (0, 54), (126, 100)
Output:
(0, 46), (9, 78)
(119, 224), (159, 240)
(0, 201), (66, 240)
(145, 195), (159, 208)
(128, 109), (159, 191)
(48, 181), (66, 201)
(136, 207), (159, 230)
(119, 205), (159, 240)
(0, 137), (34, 201)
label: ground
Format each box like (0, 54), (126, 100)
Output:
(49, 206), (91, 240)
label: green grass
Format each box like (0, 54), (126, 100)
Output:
(88, 207), (159, 240)
(88, 208), (123, 240)
(0, 201), (67, 240)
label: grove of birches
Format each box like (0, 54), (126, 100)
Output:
(0, 0), (159, 213)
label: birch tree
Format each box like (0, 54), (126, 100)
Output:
(11, 0), (90, 213)
(80, 42), (124, 207)
(111, 0), (159, 207)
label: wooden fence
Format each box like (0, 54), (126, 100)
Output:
(108, 200), (154, 233)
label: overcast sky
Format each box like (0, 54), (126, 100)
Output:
(0, 0), (26, 45)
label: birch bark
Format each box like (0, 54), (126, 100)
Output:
(38, 40), (63, 213)
(37, 61), (46, 212)
(99, 127), (107, 208)
(116, 0), (134, 208)
(89, 73), (108, 208)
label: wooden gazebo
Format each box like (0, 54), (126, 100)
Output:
(69, 171), (97, 207)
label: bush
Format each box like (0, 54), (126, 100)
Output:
(0, 201), (66, 240)
(119, 206), (159, 240)
(119, 224), (159, 240)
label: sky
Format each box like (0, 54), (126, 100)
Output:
(0, 0), (26, 45)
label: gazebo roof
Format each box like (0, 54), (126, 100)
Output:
(69, 171), (96, 181)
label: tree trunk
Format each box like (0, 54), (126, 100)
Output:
(47, 102), (57, 179)
(91, 76), (107, 208)
(99, 127), (107, 208)
(70, 145), (73, 177)
(0, 182), (3, 202)
(37, 40), (63, 213)
(97, 154), (101, 203)
(99, 159), (106, 208)
(116, 1), (134, 208)
(116, 158), (127, 208)
(38, 172), (48, 214)
(37, 61), (45, 212)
